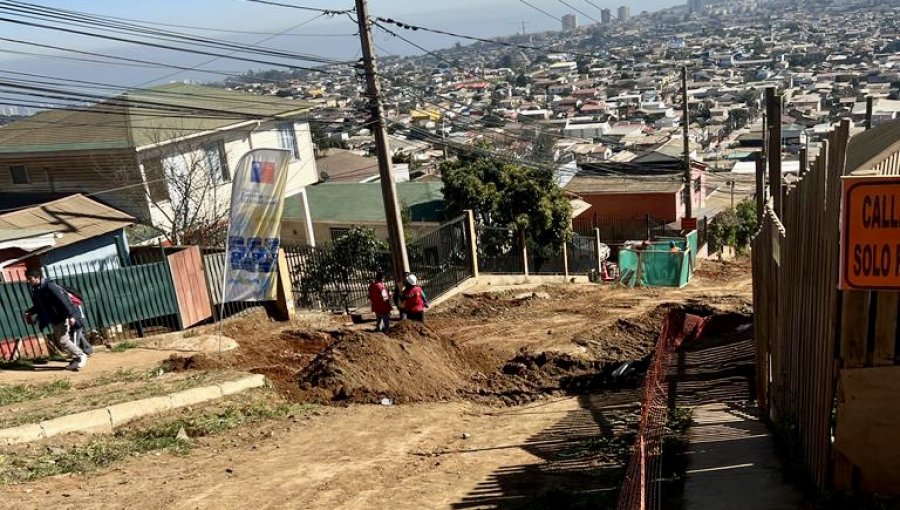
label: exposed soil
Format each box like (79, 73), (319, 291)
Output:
(0, 259), (755, 510)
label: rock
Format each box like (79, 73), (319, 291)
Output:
(461, 433), (471, 439)
(513, 292), (533, 301)
(175, 426), (190, 442)
(47, 447), (66, 456)
(225, 468), (234, 474)
(380, 398), (393, 406)
(532, 291), (551, 300)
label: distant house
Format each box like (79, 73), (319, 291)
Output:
(0, 84), (319, 241)
(565, 165), (707, 224)
(281, 182), (445, 245)
(316, 149), (409, 184)
(0, 193), (133, 281)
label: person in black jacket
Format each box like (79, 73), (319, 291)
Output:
(23, 268), (88, 371)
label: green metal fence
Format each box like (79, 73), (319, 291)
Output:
(0, 260), (180, 359)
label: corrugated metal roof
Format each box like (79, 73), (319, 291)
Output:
(0, 84), (311, 154)
(0, 194), (134, 249)
(284, 182), (445, 223)
(565, 175), (683, 194)
(846, 118), (900, 174)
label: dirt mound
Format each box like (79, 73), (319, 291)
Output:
(297, 321), (481, 404)
(572, 305), (672, 363)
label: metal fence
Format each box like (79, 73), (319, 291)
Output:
(528, 243), (566, 274)
(476, 224), (524, 274)
(567, 233), (597, 274)
(408, 214), (473, 301)
(0, 259), (180, 359)
(574, 214), (667, 243)
(283, 244), (388, 313)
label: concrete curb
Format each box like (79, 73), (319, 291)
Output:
(0, 374), (267, 446)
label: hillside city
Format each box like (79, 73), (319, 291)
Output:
(0, 0), (899, 508)
(228, 0), (900, 192)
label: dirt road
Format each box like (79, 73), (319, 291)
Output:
(0, 394), (639, 510)
(0, 260), (753, 509)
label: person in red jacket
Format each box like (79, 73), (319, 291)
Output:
(368, 271), (392, 333)
(401, 273), (428, 322)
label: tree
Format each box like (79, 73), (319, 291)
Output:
(709, 199), (757, 255)
(133, 128), (233, 246)
(441, 150), (572, 247)
(294, 226), (388, 311)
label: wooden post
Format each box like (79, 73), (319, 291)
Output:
(594, 227), (603, 275)
(755, 152), (765, 224)
(465, 209), (479, 279)
(799, 146), (808, 177)
(272, 250), (295, 321)
(767, 89), (783, 217)
(562, 241), (569, 280)
(520, 228), (529, 276)
(768, 125), (782, 218)
(865, 96), (873, 131)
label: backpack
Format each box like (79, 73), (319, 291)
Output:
(59, 284), (84, 307)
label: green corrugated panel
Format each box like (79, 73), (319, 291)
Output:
(56, 263), (179, 329)
(0, 282), (42, 340)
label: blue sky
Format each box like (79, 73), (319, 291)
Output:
(0, 0), (681, 91)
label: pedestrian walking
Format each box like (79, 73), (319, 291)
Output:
(368, 271), (392, 333)
(401, 273), (429, 323)
(22, 268), (88, 371)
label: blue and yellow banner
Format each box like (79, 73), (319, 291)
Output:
(223, 148), (291, 302)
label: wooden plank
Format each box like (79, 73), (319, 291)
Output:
(872, 292), (898, 366)
(834, 366), (900, 495)
(840, 292), (871, 369)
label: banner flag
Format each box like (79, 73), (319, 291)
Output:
(223, 148), (291, 302)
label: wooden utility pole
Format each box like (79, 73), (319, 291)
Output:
(865, 96), (874, 131)
(766, 88), (783, 217)
(755, 152), (765, 224)
(355, 0), (409, 280)
(681, 66), (693, 219)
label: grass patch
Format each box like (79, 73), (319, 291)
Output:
(0, 354), (68, 370)
(109, 341), (139, 353)
(0, 395), (317, 484)
(0, 380), (71, 407)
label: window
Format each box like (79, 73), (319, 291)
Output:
(203, 140), (230, 183)
(330, 228), (350, 242)
(9, 165), (28, 184)
(277, 122), (300, 160)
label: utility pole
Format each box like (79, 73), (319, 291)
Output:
(766, 88), (782, 217)
(354, 0), (410, 280)
(681, 66), (693, 219)
(865, 96), (873, 131)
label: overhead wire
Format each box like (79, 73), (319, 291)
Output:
(555, 0), (601, 24)
(375, 17), (604, 60)
(515, 0), (563, 22)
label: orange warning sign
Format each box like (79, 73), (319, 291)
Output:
(841, 176), (900, 290)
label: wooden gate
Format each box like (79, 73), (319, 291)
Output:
(166, 246), (212, 328)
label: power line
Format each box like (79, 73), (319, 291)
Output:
(240, 0), (353, 15)
(516, 0), (562, 22)
(374, 17), (603, 60)
(0, 1), (350, 66)
(0, 13), (349, 75)
(556, 0), (601, 24)
(581, 0), (606, 14)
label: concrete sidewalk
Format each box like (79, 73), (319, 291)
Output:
(683, 403), (804, 510)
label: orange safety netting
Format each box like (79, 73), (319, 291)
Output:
(616, 310), (708, 510)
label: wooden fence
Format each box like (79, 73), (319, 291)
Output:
(754, 118), (900, 495)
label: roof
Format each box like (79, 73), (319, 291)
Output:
(0, 194), (134, 251)
(284, 182), (445, 223)
(565, 174), (683, 194)
(316, 150), (378, 183)
(846, 118), (900, 174)
(0, 83), (311, 154)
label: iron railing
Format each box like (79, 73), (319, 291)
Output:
(476, 224), (524, 274)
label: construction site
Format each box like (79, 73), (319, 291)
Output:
(0, 259), (760, 510)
